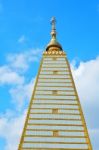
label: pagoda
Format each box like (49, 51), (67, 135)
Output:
(18, 17), (92, 150)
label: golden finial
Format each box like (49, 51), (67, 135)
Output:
(46, 17), (62, 51)
(50, 17), (57, 38)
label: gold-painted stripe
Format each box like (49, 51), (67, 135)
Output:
(41, 68), (70, 73)
(36, 85), (73, 88)
(33, 98), (77, 101)
(26, 129), (85, 132)
(41, 67), (68, 68)
(23, 141), (88, 144)
(37, 81), (72, 83)
(42, 64), (67, 66)
(43, 55), (66, 57)
(28, 118), (81, 121)
(24, 135), (87, 138)
(36, 89), (74, 91)
(22, 148), (89, 150)
(30, 108), (79, 110)
(40, 74), (70, 75)
(27, 124), (84, 127)
(30, 113), (81, 115)
(39, 77), (71, 79)
(32, 103), (78, 106)
(33, 100), (77, 102)
(34, 94), (76, 96)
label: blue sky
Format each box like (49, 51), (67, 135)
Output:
(0, 0), (99, 150)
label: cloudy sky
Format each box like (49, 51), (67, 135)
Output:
(0, 0), (99, 149)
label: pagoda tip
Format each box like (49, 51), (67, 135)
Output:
(50, 17), (57, 38)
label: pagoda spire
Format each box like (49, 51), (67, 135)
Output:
(46, 17), (62, 51)
(50, 17), (57, 39)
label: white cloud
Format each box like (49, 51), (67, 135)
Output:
(71, 56), (99, 105)
(0, 110), (27, 150)
(0, 77), (36, 150)
(0, 48), (40, 109)
(7, 53), (29, 72)
(0, 76), (36, 150)
(7, 49), (42, 72)
(0, 66), (24, 85)
(10, 78), (36, 110)
(0, 47), (42, 149)
(0, 47), (41, 86)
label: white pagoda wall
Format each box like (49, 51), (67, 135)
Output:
(20, 54), (90, 150)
